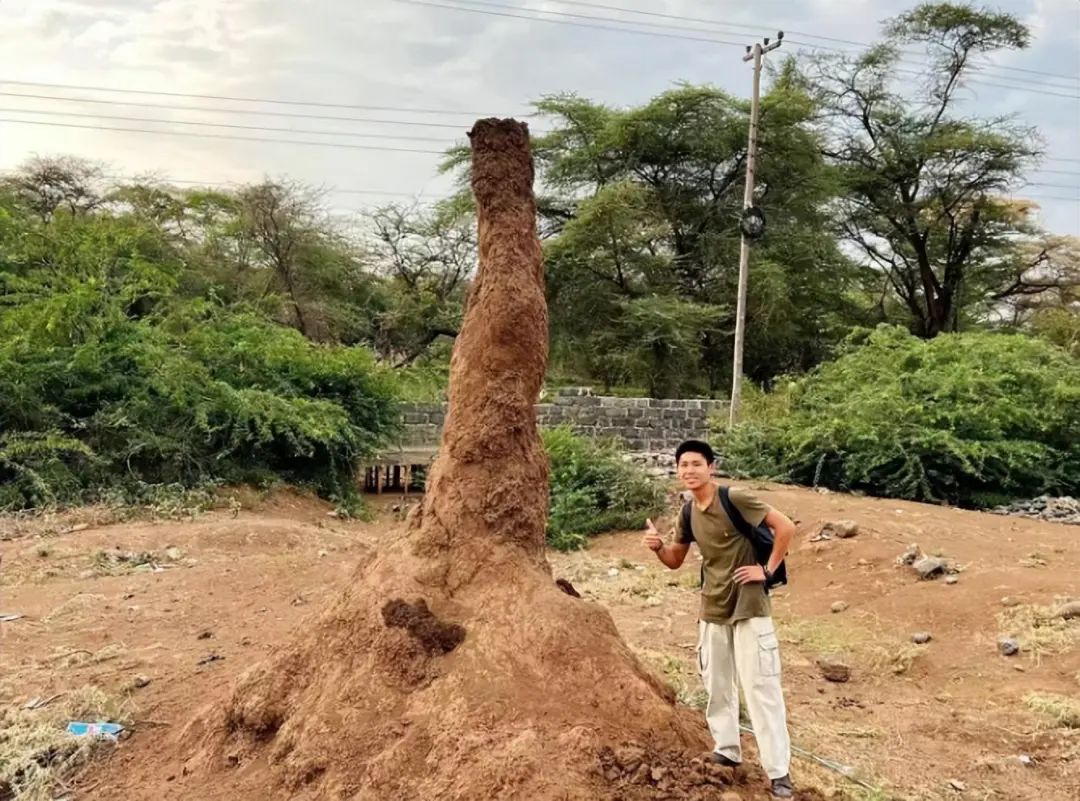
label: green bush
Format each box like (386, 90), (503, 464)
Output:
(0, 307), (398, 510)
(543, 426), (665, 550)
(0, 204), (398, 512)
(719, 326), (1080, 507)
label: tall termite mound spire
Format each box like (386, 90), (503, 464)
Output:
(410, 119), (551, 586)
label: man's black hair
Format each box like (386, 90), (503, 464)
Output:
(675, 439), (715, 465)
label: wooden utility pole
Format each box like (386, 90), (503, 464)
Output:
(729, 32), (783, 427)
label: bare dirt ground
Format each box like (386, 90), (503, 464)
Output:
(1, 484), (1077, 800)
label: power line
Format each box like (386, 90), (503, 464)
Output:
(963, 78), (1080, 100)
(1009, 194), (1080, 202)
(544, 0), (1075, 84)
(398, 0), (1080, 100)
(393, 0), (745, 46)
(0, 118), (447, 155)
(1023, 180), (1080, 190)
(93, 174), (1080, 204)
(0, 79), (518, 118)
(5, 116), (1076, 192)
(103, 175), (452, 199)
(5, 88), (1075, 165)
(0, 106), (459, 143)
(0, 91), (481, 130)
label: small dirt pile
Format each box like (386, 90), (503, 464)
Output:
(89, 121), (810, 801)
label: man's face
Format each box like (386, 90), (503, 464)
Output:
(677, 451), (711, 490)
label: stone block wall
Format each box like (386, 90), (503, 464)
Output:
(394, 387), (727, 453)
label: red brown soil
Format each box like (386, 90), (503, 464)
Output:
(30, 120), (793, 801)
(3, 487), (1077, 799)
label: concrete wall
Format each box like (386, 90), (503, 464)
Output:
(394, 387), (727, 453)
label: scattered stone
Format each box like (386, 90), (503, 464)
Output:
(164, 547), (184, 561)
(318, 550), (328, 558)
(898, 544), (922, 566)
(914, 556), (948, 580)
(998, 637), (1020, 657)
(1053, 600), (1080, 620)
(649, 766), (668, 782)
(621, 451), (677, 478)
(945, 575), (959, 585)
(823, 520), (859, 539)
(991, 495), (1080, 525)
(1019, 553), (1048, 568)
(948, 779), (967, 791)
(856, 558), (871, 567)
(830, 601), (849, 614)
(817, 656), (851, 683)
(133, 675), (151, 689)
(1014, 755), (1034, 767)
(912, 632), (932, 645)
(197, 653), (224, 666)
(607, 567), (620, 578)
(1001, 596), (1021, 608)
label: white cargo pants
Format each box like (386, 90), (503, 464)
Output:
(697, 617), (791, 780)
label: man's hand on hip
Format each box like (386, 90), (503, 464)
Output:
(733, 564), (767, 585)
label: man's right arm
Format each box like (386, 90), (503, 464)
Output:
(655, 541), (690, 569)
(643, 517), (691, 569)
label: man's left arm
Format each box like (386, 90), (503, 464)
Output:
(761, 507), (795, 578)
(731, 490), (795, 585)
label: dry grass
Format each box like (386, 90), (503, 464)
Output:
(1024, 693), (1080, 729)
(88, 548), (158, 576)
(778, 615), (926, 678)
(0, 685), (133, 801)
(0, 505), (124, 544)
(997, 601), (1080, 663)
(42, 594), (107, 625)
(43, 643), (129, 671)
(633, 648), (708, 710)
(784, 717), (898, 801)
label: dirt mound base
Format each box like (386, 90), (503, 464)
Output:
(85, 120), (784, 801)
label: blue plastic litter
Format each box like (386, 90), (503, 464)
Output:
(66, 721), (124, 740)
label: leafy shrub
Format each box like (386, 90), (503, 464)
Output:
(0, 204), (398, 511)
(719, 326), (1080, 506)
(543, 426), (665, 550)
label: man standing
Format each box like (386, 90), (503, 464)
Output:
(642, 439), (796, 798)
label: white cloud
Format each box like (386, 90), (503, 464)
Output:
(0, 0), (1075, 230)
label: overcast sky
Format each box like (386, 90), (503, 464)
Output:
(2, 0), (1078, 233)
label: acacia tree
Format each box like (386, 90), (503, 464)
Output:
(365, 198), (473, 366)
(534, 78), (858, 393)
(0, 156), (106, 223)
(807, 2), (1045, 337)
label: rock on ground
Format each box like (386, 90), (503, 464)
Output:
(914, 556), (949, 580)
(817, 656), (852, 683)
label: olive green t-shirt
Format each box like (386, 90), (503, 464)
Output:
(674, 485), (772, 625)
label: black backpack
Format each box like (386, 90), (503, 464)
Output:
(680, 486), (789, 592)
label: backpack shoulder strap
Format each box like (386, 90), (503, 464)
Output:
(679, 498), (695, 542)
(718, 486), (755, 539)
